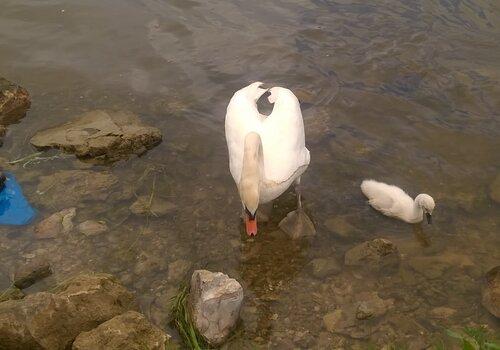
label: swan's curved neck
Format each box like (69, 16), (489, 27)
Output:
(239, 132), (262, 211)
(409, 200), (423, 222)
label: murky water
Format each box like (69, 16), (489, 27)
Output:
(1, 0), (499, 348)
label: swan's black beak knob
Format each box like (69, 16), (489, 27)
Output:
(426, 212), (432, 224)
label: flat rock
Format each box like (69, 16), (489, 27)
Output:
(35, 170), (129, 209)
(189, 270), (243, 346)
(278, 209), (316, 239)
(0, 273), (138, 350)
(130, 195), (176, 217)
(310, 258), (342, 278)
(429, 307), (457, 319)
(482, 265), (500, 318)
(77, 220), (108, 237)
(0, 77), (31, 123)
(167, 259), (192, 282)
(30, 110), (162, 163)
(324, 216), (356, 238)
(0, 286), (24, 303)
(33, 208), (76, 239)
(344, 238), (400, 270)
(13, 258), (52, 289)
(72, 311), (171, 350)
(490, 174), (500, 204)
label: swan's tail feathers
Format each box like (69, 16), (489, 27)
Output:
(361, 179), (395, 212)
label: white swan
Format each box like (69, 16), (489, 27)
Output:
(225, 82), (310, 236)
(361, 179), (435, 224)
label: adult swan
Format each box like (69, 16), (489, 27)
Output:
(225, 82), (310, 236)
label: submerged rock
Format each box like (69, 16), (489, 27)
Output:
(429, 306), (457, 319)
(167, 259), (192, 282)
(77, 220), (108, 237)
(35, 170), (127, 209)
(0, 273), (138, 349)
(13, 258), (52, 289)
(324, 216), (357, 238)
(0, 77), (31, 123)
(189, 270), (243, 346)
(344, 238), (400, 270)
(30, 110), (162, 162)
(33, 207), (76, 239)
(72, 311), (171, 350)
(130, 195), (176, 217)
(490, 174), (500, 204)
(0, 286), (24, 303)
(482, 265), (500, 318)
(310, 257), (342, 278)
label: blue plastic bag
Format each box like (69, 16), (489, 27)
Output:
(0, 172), (37, 225)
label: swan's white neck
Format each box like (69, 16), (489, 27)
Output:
(406, 200), (424, 223)
(238, 132), (262, 213)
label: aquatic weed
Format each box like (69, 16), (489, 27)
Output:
(445, 326), (500, 350)
(169, 284), (209, 350)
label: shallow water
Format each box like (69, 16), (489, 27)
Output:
(1, 0), (499, 348)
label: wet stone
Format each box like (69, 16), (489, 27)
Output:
(33, 208), (76, 239)
(324, 216), (357, 238)
(72, 311), (172, 350)
(482, 265), (500, 318)
(344, 238), (400, 270)
(0, 77), (31, 123)
(77, 220), (108, 237)
(130, 195), (176, 217)
(13, 258), (52, 289)
(30, 109), (162, 163)
(0, 286), (24, 302)
(489, 174), (500, 204)
(310, 257), (342, 278)
(189, 270), (243, 346)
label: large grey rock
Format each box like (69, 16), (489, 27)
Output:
(34, 170), (129, 209)
(72, 311), (171, 350)
(482, 265), (500, 318)
(30, 110), (162, 162)
(0, 273), (138, 349)
(0, 77), (31, 123)
(344, 238), (400, 270)
(189, 270), (243, 346)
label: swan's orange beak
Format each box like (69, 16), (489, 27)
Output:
(245, 215), (257, 236)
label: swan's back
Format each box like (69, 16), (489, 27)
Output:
(361, 179), (413, 217)
(225, 83), (310, 185)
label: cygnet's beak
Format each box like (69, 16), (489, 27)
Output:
(426, 212), (432, 224)
(244, 209), (258, 236)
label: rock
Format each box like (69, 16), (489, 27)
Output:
(77, 220), (108, 237)
(35, 170), (126, 208)
(167, 259), (192, 282)
(323, 292), (393, 339)
(0, 273), (137, 349)
(490, 174), (500, 204)
(408, 251), (474, 279)
(278, 209), (316, 239)
(13, 258), (52, 289)
(72, 311), (171, 350)
(130, 195), (176, 217)
(344, 238), (400, 270)
(33, 208), (76, 239)
(0, 77), (31, 123)
(354, 292), (394, 320)
(482, 265), (500, 318)
(324, 216), (356, 238)
(189, 270), (243, 346)
(429, 307), (457, 319)
(0, 286), (24, 303)
(30, 110), (162, 162)
(310, 258), (342, 278)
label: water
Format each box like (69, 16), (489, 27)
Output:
(1, 0), (499, 347)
